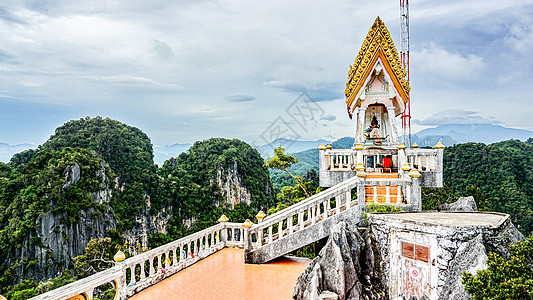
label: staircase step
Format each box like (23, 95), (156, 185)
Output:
(366, 173), (399, 179)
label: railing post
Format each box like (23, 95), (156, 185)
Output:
(218, 215), (229, 245)
(242, 219), (253, 251)
(345, 190), (351, 208)
(289, 215), (294, 234)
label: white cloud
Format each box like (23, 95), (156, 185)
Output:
(414, 43), (484, 81)
(0, 0), (532, 146)
(413, 109), (499, 126)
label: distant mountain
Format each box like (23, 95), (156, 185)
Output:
(153, 143), (192, 166)
(0, 142), (36, 163)
(413, 124), (533, 146)
(254, 138), (331, 158)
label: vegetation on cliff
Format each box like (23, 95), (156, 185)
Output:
(462, 235), (533, 300)
(150, 138), (273, 244)
(0, 117), (275, 297)
(0, 147), (113, 293)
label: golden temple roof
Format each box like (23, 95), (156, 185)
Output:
(345, 17), (410, 116)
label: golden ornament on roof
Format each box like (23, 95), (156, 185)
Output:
(217, 215), (229, 223)
(401, 164), (412, 171)
(255, 211), (266, 220)
(242, 219), (254, 228)
(408, 169), (422, 178)
(114, 250), (125, 263)
(434, 142), (445, 149)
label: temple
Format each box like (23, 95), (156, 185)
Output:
(346, 16), (409, 148)
(319, 17), (443, 194)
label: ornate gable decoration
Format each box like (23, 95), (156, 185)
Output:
(345, 17), (410, 117)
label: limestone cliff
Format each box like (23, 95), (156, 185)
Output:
(1, 161), (117, 285)
(213, 160), (253, 208)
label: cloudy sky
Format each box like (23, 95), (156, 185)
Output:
(0, 0), (532, 147)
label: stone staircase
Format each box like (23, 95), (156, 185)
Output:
(244, 173), (420, 263)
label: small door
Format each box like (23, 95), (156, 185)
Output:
(366, 155), (375, 171)
(400, 241), (430, 299)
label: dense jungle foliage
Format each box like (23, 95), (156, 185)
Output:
(40, 117), (157, 230)
(150, 138), (273, 244)
(443, 140), (533, 235)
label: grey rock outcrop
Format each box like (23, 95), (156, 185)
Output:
(368, 212), (525, 300)
(440, 234), (487, 300)
(214, 160), (252, 208)
(293, 221), (386, 300)
(438, 196), (477, 211)
(62, 163), (81, 188)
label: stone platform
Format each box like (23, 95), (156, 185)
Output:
(371, 211), (508, 228)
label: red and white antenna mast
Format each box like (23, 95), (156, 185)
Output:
(400, 0), (411, 146)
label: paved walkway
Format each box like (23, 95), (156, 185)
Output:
(131, 248), (310, 300)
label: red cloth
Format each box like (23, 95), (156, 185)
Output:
(383, 157), (391, 168)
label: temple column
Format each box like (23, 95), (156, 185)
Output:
(387, 106), (399, 144)
(356, 107), (366, 144)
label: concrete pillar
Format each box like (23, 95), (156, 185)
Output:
(243, 226), (252, 263)
(220, 227), (227, 245)
(319, 145), (327, 186)
(357, 180), (366, 207)
(398, 148), (407, 178)
(357, 147), (363, 166)
(411, 177), (421, 211)
(387, 106), (399, 144)
(436, 148), (444, 187)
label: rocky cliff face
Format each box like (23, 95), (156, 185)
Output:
(293, 221), (386, 300)
(214, 160), (253, 208)
(122, 205), (173, 252)
(4, 164), (116, 285)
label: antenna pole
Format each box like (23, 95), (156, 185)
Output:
(400, 0), (411, 146)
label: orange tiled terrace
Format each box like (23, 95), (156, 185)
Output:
(130, 248), (310, 300)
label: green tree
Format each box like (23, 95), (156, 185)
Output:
(462, 235), (533, 300)
(265, 146), (310, 197)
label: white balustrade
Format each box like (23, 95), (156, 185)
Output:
(29, 221), (244, 300)
(405, 149), (440, 172)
